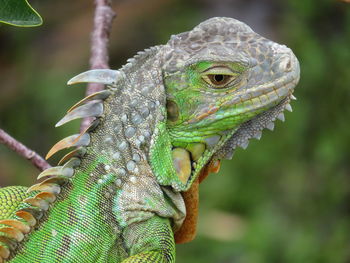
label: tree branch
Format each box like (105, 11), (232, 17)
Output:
(80, 0), (116, 132)
(0, 129), (51, 171)
(0, 0), (116, 171)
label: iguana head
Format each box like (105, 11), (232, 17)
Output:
(161, 17), (300, 186)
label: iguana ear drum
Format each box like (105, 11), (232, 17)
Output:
(166, 99), (179, 122)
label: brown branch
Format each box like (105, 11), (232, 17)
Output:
(0, 129), (51, 171)
(80, 0), (116, 132)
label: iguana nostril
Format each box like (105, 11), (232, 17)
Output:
(280, 56), (292, 72)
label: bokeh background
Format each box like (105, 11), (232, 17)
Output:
(1, 0), (350, 262)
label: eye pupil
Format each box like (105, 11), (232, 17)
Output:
(214, 74), (224, 82)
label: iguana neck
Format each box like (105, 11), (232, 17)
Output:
(81, 47), (166, 176)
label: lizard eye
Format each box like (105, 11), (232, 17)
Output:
(200, 66), (240, 88)
(202, 74), (235, 88)
(207, 74), (232, 86)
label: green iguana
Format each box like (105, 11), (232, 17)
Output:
(0, 17), (300, 262)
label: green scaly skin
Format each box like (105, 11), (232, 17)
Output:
(0, 17), (299, 262)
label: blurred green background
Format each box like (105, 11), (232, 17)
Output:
(1, 0), (350, 262)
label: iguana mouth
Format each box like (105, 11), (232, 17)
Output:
(181, 92), (295, 189)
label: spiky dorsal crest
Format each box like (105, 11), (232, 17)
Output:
(0, 45), (165, 260)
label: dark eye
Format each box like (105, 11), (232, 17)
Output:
(206, 74), (232, 86)
(201, 66), (241, 88)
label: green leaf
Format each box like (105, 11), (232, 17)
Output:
(0, 0), (43, 27)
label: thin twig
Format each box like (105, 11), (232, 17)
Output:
(80, 0), (116, 132)
(0, 129), (51, 171)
